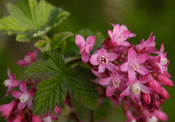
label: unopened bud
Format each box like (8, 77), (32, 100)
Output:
(142, 93), (151, 105)
(157, 74), (173, 87)
(160, 87), (169, 100)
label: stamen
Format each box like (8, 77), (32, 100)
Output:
(133, 64), (139, 70)
(19, 94), (30, 103)
(113, 80), (119, 88)
(132, 82), (140, 94)
(100, 56), (108, 64)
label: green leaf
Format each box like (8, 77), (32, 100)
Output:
(33, 75), (67, 115)
(25, 52), (65, 78)
(51, 32), (74, 53)
(0, 0), (70, 42)
(66, 67), (99, 110)
(93, 31), (105, 52)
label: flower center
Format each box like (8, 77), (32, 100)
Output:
(160, 57), (168, 65)
(148, 116), (158, 122)
(113, 80), (119, 88)
(100, 56), (108, 64)
(132, 82), (140, 94)
(133, 63), (139, 71)
(3, 79), (12, 87)
(19, 94), (30, 103)
(24, 56), (31, 62)
(117, 33), (123, 41)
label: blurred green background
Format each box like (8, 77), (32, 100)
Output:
(0, 0), (175, 121)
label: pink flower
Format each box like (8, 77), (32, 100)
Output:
(12, 83), (33, 110)
(42, 106), (61, 121)
(135, 32), (158, 54)
(3, 68), (21, 97)
(120, 77), (152, 102)
(17, 49), (38, 66)
(99, 72), (127, 97)
(155, 43), (170, 76)
(108, 23), (136, 47)
(90, 49), (118, 73)
(0, 99), (17, 120)
(120, 48), (149, 81)
(75, 35), (95, 63)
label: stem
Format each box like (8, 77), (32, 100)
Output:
(90, 110), (94, 122)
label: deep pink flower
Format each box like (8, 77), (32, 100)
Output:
(0, 99), (18, 120)
(99, 72), (127, 97)
(17, 49), (38, 66)
(108, 23), (136, 47)
(90, 48), (118, 73)
(135, 32), (158, 54)
(120, 48), (149, 81)
(4, 68), (21, 97)
(120, 77), (152, 102)
(11, 83), (33, 110)
(75, 35), (95, 63)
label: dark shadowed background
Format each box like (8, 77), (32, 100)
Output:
(0, 0), (175, 121)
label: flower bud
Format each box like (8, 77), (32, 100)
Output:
(156, 74), (173, 87)
(142, 93), (151, 105)
(160, 87), (169, 100)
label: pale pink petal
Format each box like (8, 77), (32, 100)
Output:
(98, 63), (106, 73)
(128, 48), (136, 61)
(20, 82), (28, 93)
(11, 91), (22, 99)
(108, 30), (113, 37)
(106, 62), (117, 72)
(121, 31), (131, 40)
(16, 60), (30, 66)
(120, 62), (129, 71)
(113, 24), (120, 34)
(140, 84), (152, 94)
(120, 86), (131, 97)
(120, 25), (128, 32)
(17, 102), (26, 110)
(135, 54), (149, 64)
(118, 41), (130, 46)
(86, 35), (95, 46)
(128, 70), (136, 82)
(75, 35), (85, 47)
(90, 54), (100, 65)
(129, 33), (136, 37)
(107, 52), (118, 61)
(85, 45), (93, 54)
(136, 65), (149, 75)
(106, 85), (116, 97)
(31, 49), (38, 62)
(97, 49), (107, 56)
(81, 52), (89, 63)
(99, 77), (112, 85)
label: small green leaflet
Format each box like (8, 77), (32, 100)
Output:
(25, 52), (65, 78)
(33, 75), (67, 115)
(66, 67), (99, 110)
(51, 32), (74, 53)
(0, 0), (70, 42)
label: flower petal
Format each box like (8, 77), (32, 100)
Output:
(136, 65), (149, 75)
(106, 62), (117, 72)
(86, 35), (95, 46)
(98, 63), (106, 73)
(128, 48), (136, 61)
(140, 84), (152, 94)
(107, 52), (118, 61)
(81, 52), (89, 63)
(120, 62), (129, 71)
(99, 77), (112, 85)
(106, 85), (116, 97)
(90, 54), (100, 65)
(17, 102), (26, 110)
(11, 91), (22, 99)
(135, 54), (149, 64)
(75, 35), (85, 47)
(120, 86), (131, 97)
(128, 70), (136, 82)
(20, 82), (28, 93)
(97, 49), (107, 56)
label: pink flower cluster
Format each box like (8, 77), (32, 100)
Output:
(75, 23), (173, 122)
(0, 50), (63, 122)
